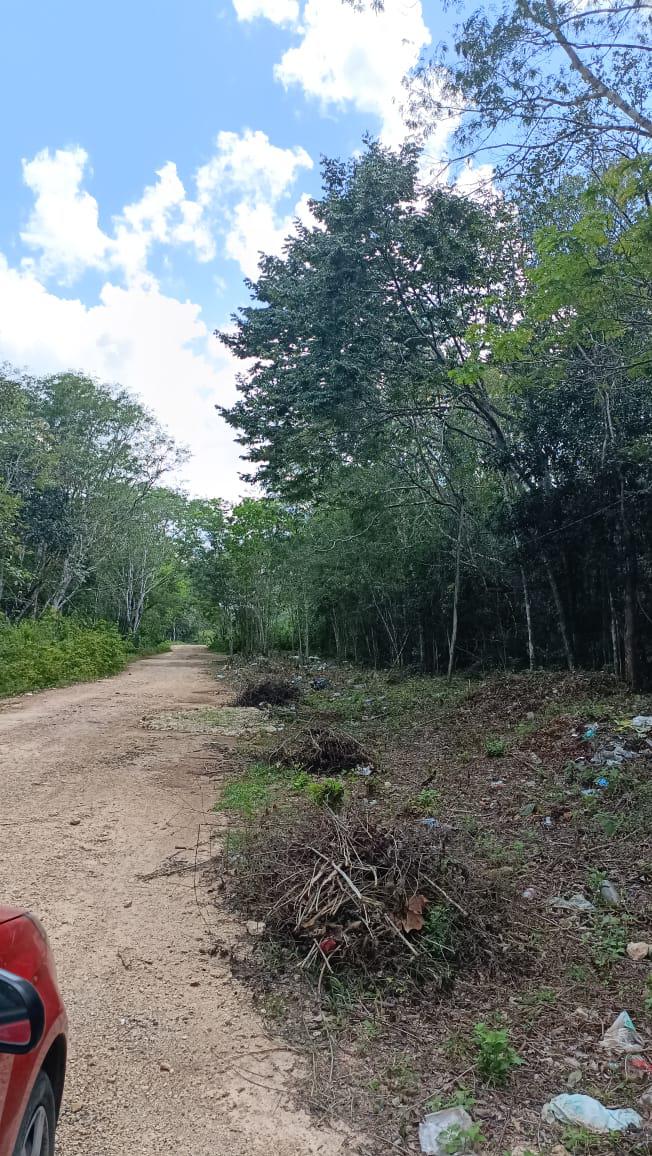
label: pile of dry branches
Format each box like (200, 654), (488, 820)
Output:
(272, 725), (372, 774)
(234, 677), (301, 708)
(225, 807), (497, 988)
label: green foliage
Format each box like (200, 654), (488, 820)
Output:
(218, 762), (283, 818)
(426, 1086), (476, 1113)
(416, 788), (441, 813)
(473, 1023), (522, 1085)
(485, 738), (507, 758)
(438, 1123), (485, 1155)
(584, 914), (628, 968)
(422, 905), (456, 967)
(0, 615), (126, 696)
(305, 777), (346, 810)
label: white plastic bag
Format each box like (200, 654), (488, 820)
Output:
(600, 1010), (644, 1055)
(419, 1108), (475, 1154)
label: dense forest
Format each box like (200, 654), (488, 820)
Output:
(2, 0), (651, 691)
(212, 0), (652, 688)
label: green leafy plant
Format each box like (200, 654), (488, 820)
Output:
(306, 777), (346, 809)
(426, 1086), (476, 1112)
(439, 1122), (485, 1154)
(561, 1125), (612, 1153)
(485, 738), (507, 758)
(584, 913), (627, 967)
(473, 1022), (522, 1084)
(422, 905), (456, 967)
(416, 787), (441, 812)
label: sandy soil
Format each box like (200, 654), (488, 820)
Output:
(0, 646), (354, 1155)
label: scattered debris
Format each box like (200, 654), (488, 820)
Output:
(311, 676), (330, 691)
(640, 1086), (652, 1116)
(629, 715), (652, 734)
(547, 893), (595, 913)
(542, 1093), (642, 1133)
(600, 1011), (644, 1056)
(419, 1107), (475, 1155)
(629, 1058), (652, 1079)
(599, 879), (621, 907)
(246, 920), (265, 937)
(626, 941), (650, 961)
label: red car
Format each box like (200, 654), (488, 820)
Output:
(0, 907), (67, 1156)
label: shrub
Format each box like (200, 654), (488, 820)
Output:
(473, 1022), (522, 1084)
(485, 738), (507, 758)
(306, 777), (346, 809)
(0, 615), (127, 697)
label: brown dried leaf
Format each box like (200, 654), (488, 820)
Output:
(401, 894), (428, 932)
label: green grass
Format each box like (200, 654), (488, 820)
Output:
(219, 761), (286, 817)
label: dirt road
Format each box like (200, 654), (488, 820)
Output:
(0, 646), (352, 1155)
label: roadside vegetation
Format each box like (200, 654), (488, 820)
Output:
(0, 370), (224, 695)
(213, 657), (652, 1154)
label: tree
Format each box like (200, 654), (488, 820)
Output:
(413, 0), (652, 187)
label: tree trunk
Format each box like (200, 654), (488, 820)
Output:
(520, 564), (535, 671)
(447, 505), (464, 682)
(542, 551), (575, 671)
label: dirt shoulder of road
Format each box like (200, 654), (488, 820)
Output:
(0, 645), (358, 1156)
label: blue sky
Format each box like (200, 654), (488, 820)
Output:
(0, 0), (466, 498)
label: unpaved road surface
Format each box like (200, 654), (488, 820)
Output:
(0, 646), (353, 1155)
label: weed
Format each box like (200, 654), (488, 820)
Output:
(567, 964), (590, 983)
(584, 913), (628, 967)
(426, 1086), (476, 1113)
(586, 868), (606, 898)
(439, 1123), (485, 1154)
(422, 904), (456, 968)
(219, 762), (280, 817)
(473, 1022), (522, 1085)
(477, 833), (526, 866)
(306, 777), (346, 809)
(519, 986), (556, 1008)
(592, 811), (624, 837)
(645, 973), (652, 1014)
(485, 738), (507, 758)
(385, 1054), (419, 1095)
(561, 1125), (621, 1153)
(416, 787), (441, 813)
(260, 993), (285, 1020)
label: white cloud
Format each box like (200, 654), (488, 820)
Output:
(197, 129), (312, 206)
(21, 147), (110, 281)
(0, 255), (246, 499)
(20, 134), (313, 287)
(197, 129), (313, 278)
(232, 0), (299, 23)
(6, 131), (318, 496)
(272, 0), (432, 147)
(21, 148), (214, 288)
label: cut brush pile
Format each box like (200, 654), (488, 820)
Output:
(224, 805), (505, 990)
(234, 676), (301, 707)
(271, 724), (372, 774)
